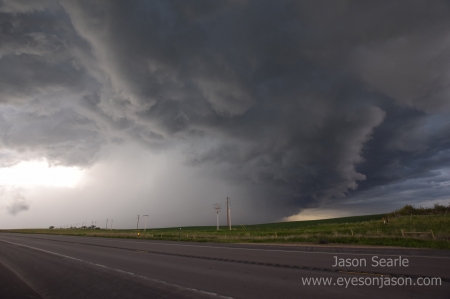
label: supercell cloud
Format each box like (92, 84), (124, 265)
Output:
(0, 0), (449, 226)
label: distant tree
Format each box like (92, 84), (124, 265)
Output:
(49, 226), (54, 229)
(390, 203), (450, 217)
(434, 203), (447, 214)
(397, 205), (415, 215)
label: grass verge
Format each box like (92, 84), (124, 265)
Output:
(2, 213), (449, 249)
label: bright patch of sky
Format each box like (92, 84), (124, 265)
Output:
(0, 160), (83, 188)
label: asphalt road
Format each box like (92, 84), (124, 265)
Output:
(0, 233), (449, 299)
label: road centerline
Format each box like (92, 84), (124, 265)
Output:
(0, 238), (234, 299)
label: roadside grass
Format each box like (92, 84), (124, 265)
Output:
(3, 213), (450, 249)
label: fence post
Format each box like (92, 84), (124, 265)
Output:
(430, 230), (436, 240)
(401, 229), (405, 237)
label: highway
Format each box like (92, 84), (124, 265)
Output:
(0, 233), (449, 299)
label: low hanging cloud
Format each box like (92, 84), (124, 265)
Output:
(5, 190), (29, 215)
(1, 0), (450, 220)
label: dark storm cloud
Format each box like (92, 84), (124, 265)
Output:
(1, 0), (450, 218)
(0, 4), (108, 166)
(0, 4), (91, 104)
(355, 98), (450, 193)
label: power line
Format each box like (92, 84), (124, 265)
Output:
(143, 215), (149, 231)
(226, 197), (231, 230)
(213, 203), (221, 230)
(58, 198), (240, 230)
(144, 202), (216, 218)
(137, 215), (140, 230)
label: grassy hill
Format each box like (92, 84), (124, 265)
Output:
(3, 207), (449, 249)
(148, 214), (385, 231)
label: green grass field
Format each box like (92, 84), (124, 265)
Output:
(3, 212), (450, 249)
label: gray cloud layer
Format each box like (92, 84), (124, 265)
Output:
(1, 0), (450, 219)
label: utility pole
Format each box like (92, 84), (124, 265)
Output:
(143, 215), (149, 231)
(213, 203), (221, 230)
(137, 215), (140, 230)
(106, 219), (108, 230)
(226, 197), (231, 230)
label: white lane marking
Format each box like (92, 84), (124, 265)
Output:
(0, 238), (233, 299)
(2, 233), (450, 260)
(0, 257), (42, 295)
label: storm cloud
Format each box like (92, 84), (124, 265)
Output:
(3, 189), (29, 215)
(0, 0), (450, 223)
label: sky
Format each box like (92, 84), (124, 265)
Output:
(0, 0), (450, 229)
